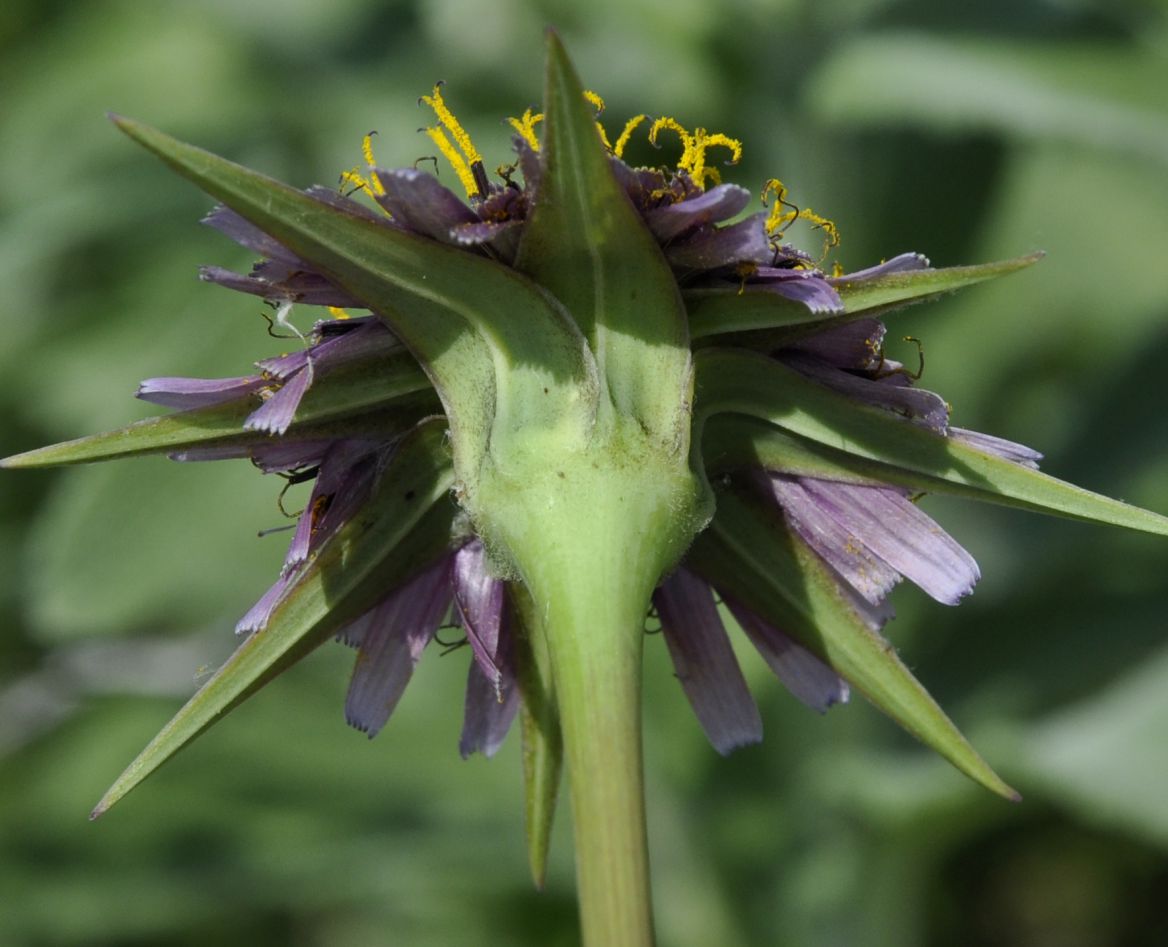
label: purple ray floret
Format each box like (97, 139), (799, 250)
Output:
(643, 183), (752, 242)
(767, 475), (980, 606)
(136, 375), (266, 409)
(666, 213), (772, 270)
(950, 428), (1043, 468)
(724, 596), (850, 713)
(343, 557), (454, 737)
(829, 251), (931, 284)
(653, 568), (762, 754)
(751, 266), (845, 315)
(452, 540), (507, 685)
(373, 167), (479, 242)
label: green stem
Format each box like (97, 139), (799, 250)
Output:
(538, 551), (656, 947)
(477, 419), (710, 946)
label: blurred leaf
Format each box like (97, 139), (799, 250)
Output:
(806, 34), (1168, 165)
(25, 458), (284, 641)
(1012, 642), (1168, 848)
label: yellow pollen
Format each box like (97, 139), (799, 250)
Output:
(421, 83), (484, 198)
(799, 208), (841, 258)
(648, 118), (741, 190)
(424, 125), (479, 198)
(326, 306), (352, 320)
(762, 178), (841, 263)
(507, 108), (544, 151)
(613, 115), (648, 158)
(583, 90), (605, 115)
(340, 168), (378, 200)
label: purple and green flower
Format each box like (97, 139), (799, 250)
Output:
(6, 33), (1166, 947)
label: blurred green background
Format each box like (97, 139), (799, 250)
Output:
(3, 1), (1168, 944)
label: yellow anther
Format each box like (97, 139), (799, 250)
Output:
(831, 261), (844, 278)
(595, 120), (613, 152)
(649, 116), (695, 165)
(356, 132), (386, 196)
(583, 90), (606, 115)
(686, 129), (742, 187)
(421, 83), (483, 166)
(761, 178), (841, 262)
(800, 208), (841, 256)
(340, 168), (378, 201)
(424, 125), (479, 199)
(613, 114), (648, 158)
(421, 83), (484, 198)
(762, 178), (798, 233)
(507, 108), (544, 151)
(326, 306), (352, 320)
(647, 118), (741, 190)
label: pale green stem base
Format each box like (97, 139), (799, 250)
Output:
(479, 428), (706, 947)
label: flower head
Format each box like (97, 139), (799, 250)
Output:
(114, 81), (1045, 761)
(5, 34), (1166, 947)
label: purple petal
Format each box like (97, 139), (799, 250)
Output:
(458, 608), (520, 760)
(782, 351), (949, 434)
(198, 265), (361, 308)
(723, 596), (850, 713)
(766, 476), (901, 606)
(666, 213), (772, 270)
(770, 476), (979, 606)
(248, 441), (329, 472)
(256, 348), (309, 380)
(136, 375), (265, 409)
(949, 427), (1043, 469)
(515, 137), (541, 195)
(283, 440), (379, 573)
(459, 660), (520, 759)
(644, 184), (752, 242)
(202, 206), (299, 264)
(372, 168), (478, 241)
(244, 363), (314, 435)
(786, 319), (886, 372)
(302, 318), (399, 369)
(451, 540), (506, 685)
(830, 252), (930, 284)
(305, 185), (399, 225)
(751, 268), (845, 315)
(450, 217), (523, 253)
(344, 557), (454, 737)
(235, 572), (294, 636)
(611, 161), (670, 210)
(653, 569), (762, 754)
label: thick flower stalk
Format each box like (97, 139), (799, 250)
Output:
(5, 33), (1168, 947)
